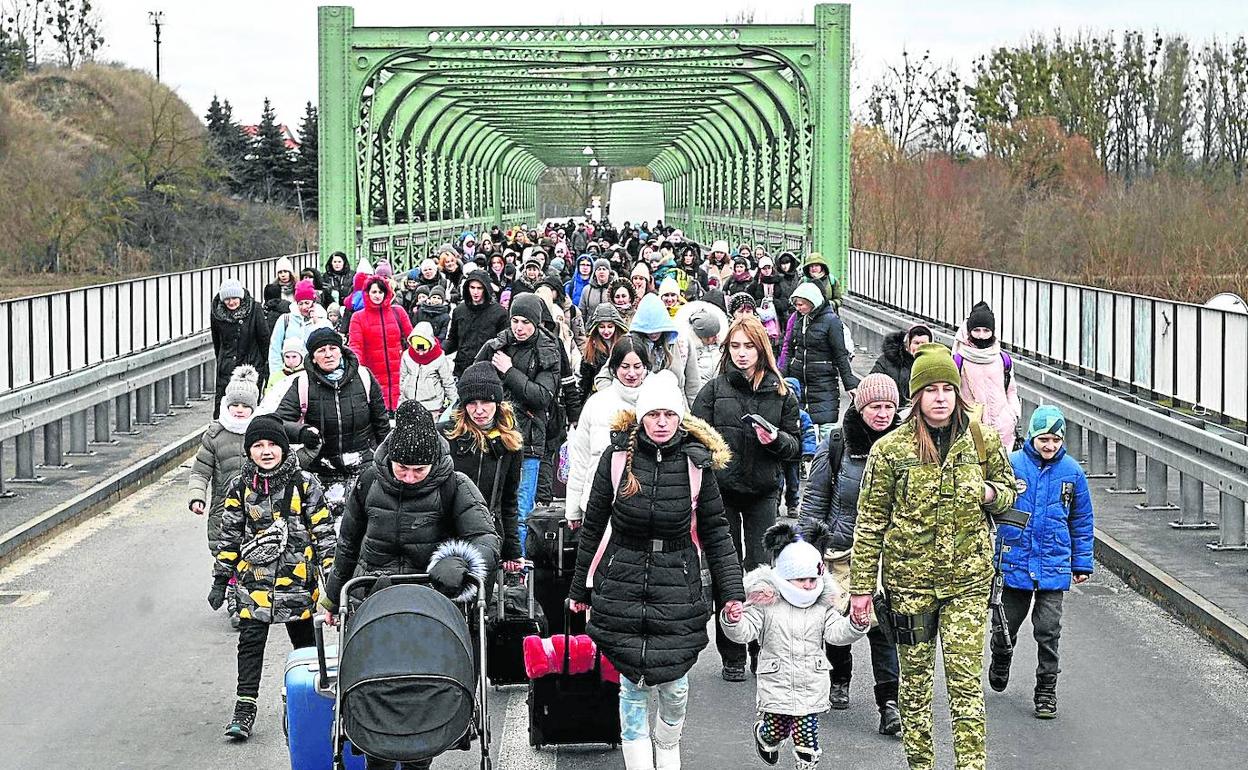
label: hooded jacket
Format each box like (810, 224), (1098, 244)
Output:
(188, 403), (252, 549)
(998, 440), (1094, 591)
(209, 292), (270, 397)
(322, 259), (354, 307)
(474, 327), (562, 459)
(566, 255), (595, 307)
(444, 275), (509, 377)
(721, 567), (864, 715)
(627, 295), (701, 406)
(781, 287), (860, 425)
(800, 252), (842, 307)
(325, 439), (501, 607)
(871, 331), (915, 405)
(399, 339), (457, 414)
(348, 281), (413, 411)
(412, 300), (451, 344)
(691, 367), (802, 497)
(568, 412), (745, 685)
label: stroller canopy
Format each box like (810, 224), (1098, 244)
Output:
(339, 584), (476, 762)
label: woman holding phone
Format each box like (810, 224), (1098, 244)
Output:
(692, 315), (802, 682)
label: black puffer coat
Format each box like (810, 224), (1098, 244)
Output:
(568, 412), (744, 685)
(274, 349), (390, 473)
(474, 328), (561, 459)
(326, 439), (501, 603)
(798, 406), (899, 550)
(870, 331), (914, 405)
(322, 260), (354, 307)
(782, 304), (860, 425)
(448, 430), (522, 561)
(209, 293), (269, 399)
(444, 277), (510, 377)
(691, 368), (802, 498)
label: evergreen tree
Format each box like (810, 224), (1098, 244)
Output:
(291, 101), (318, 218)
(203, 95), (250, 194)
(247, 97), (294, 205)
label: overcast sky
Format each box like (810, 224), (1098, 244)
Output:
(94, 0), (1243, 127)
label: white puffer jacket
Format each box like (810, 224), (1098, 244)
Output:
(563, 378), (642, 520)
(721, 566), (865, 716)
(398, 351), (457, 415)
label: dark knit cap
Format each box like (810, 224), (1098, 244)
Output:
(305, 327), (342, 355)
(728, 292), (756, 316)
(510, 293), (545, 323)
(389, 401), (441, 466)
(244, 414), (290, 455)
(966, 301), (995, 333)
(458, 361), (505, 406)
(430, 285), (447, 301)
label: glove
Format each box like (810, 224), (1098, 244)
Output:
(429, 556), (469, 597)
(207, 582), (228, 611)
(300, 425), (322, 451)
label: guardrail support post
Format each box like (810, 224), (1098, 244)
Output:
(9, 431), (41, 483)
(1170, 472), (1215, 529)
(37, 420), (71, 469)
(1107, 445), (1142, 494)
(114, 393), (138, 436)
(153, 378), (172, 418)
(66, 411), (93, 456)
(0, 442), (13, 498)
(1065, 422), (1083, 462)
(187, 365), (205, 401)
(1087, 431), (1113, 478)
(135, 384), (155, 425)
(91, 402), (116, 445)
(201, 362), (216, 400)
(171, 371), (191, 409)
(1208, 494), (1247, 551)
(1136, 457), (1177, 511)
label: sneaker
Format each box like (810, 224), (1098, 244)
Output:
(721, 664), (747, 682)
(1034, 675), (1058, 719)
(878, 700), (902, 735)
(752, 721), (779, 766)
(988, 654), (1011, 692)
(828, 681), (850, 709)
(223, 698), (257, 741)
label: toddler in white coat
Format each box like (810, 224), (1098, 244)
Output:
(398, 321), (457, 419)
(722, 522), (867, 769)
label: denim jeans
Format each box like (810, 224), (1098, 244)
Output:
(517, 456), (542, 556)
(619, 674), (689, 742)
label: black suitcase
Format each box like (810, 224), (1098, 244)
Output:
(525, 507), (585, 635)
(527, 616), (621, 749)
(486, 571), (546, 686)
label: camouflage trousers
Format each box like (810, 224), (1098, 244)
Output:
(893, 586), (990, 770)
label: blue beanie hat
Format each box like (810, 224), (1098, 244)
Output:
(407, 268), (421, 280)
(1027, 405), (1067, 441)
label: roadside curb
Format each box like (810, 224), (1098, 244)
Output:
(1094, 528), (1248, 667)
(0, 429), (202, 568)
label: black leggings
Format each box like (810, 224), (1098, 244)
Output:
(236, 617), (315, 699)
(715, 490), (778, 666)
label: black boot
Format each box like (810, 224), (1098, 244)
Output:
(988, 652), (1012, 692)
(828, 677), (850, 710)
(1034, 674), (1058, 719)
(874, 681), (901, 736)
(224, 697), (257, 740)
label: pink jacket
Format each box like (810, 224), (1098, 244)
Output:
(953, 327), (1021, 447)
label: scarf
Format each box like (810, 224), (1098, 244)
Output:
(217, 407), (252, 435)
(324, 364), (346, 382)
(243, 455), (298, 496)
(407, 340), (444, 365)
(958, 339), (1000, 365)
(777, 579), (822, 609)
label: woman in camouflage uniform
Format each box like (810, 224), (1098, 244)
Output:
(847, 343), (1017, 770)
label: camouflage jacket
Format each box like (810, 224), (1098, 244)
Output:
(214, 458), (336, 624)
(849, 419), (1017, 597)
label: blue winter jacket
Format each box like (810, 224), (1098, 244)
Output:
(996, 441), (1094, 591)
(783, 378), (818, 456)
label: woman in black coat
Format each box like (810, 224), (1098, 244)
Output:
(569, 370), (744, 770)
(781, 282), (860, 430)
(322, 251), (354, 307)
(691, 315), (802, 681)
(869, 324), (932, 407)
(208, 280), (269, 418)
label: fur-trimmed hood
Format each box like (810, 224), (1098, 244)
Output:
(742, 565), (843, 608)
(608, 409), (731, 471)
(880, 331), (912, 368)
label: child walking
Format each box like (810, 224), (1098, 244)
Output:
(398, 321), (458, 419)
(722, 522), (867, 769)
(210, 414), (337, 740)
(989, 405), (1094, 718)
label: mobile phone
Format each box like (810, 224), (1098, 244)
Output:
(740, 413), (778, 435)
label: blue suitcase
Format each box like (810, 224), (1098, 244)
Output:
(283, 645), (366, 770)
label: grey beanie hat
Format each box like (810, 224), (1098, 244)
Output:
(593, 258), (612, 273)
(688, 310), (722, 340)
(223, 365), (260, 409)
(218, 278), (245, 301)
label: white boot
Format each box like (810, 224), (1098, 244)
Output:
(653, 719), (684, 770)
(793, 747), (821, 770)
(622, 737), (655, 770)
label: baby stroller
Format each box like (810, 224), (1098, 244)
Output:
(317, 574), (492, 770)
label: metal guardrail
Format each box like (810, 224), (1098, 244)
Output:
(0, 253), (316, 394)
(844, 295), (1248, 553)
(849, 249), (1248, 426)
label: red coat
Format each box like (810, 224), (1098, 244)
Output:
(348, 283), (412, 410)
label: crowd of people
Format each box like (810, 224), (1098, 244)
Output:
(191, 219), (1094, 770)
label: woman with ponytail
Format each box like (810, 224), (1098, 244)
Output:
(568, 370), (744, 770)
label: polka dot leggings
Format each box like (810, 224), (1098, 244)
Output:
(759, 711), (819, 753)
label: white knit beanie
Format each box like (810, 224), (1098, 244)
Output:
(635, 370), (686, 420)
(774, 539), (823, 581)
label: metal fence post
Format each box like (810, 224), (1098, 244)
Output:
(135, 384), (155, 425)
(187, 364), (204, 401)
(171, 370), (191, 409)
(92, 402), (117, 445)
(66, 410), (94, 456)
(1107, 445), (1142, 494)
(1065, 422), (1083, 462)
(1135, 457), (1177, 511)
(10, 431), (41, 483)
(153, 378), (172, 418)
(1208, 493), (1247, 551)
(0, 442), (13, 498)
(1170, 472), (1215, 529)
(115, 393), (139, 436)
(201, 362), (216, 400)
(38, 420), (71, 469)
(1087, 430), (1112, 478)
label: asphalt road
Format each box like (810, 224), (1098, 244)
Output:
(2, 461), (1247, 770)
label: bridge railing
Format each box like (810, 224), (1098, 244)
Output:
(0, 254), (317, 395)
(849, 249), (1248, 425)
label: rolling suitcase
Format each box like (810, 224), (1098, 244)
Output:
(525, 506), (585, 635)
(527, 612), (621, 749)
(282, 645), (366, 770)
(487, 571), (548, 686)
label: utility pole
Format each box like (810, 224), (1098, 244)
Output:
(148, 11), (164, 81)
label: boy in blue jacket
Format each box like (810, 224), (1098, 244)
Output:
(781, 377), (818, 513)
(988, 405), (1093, 719)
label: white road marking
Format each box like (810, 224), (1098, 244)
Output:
(497, 686), (557, 769)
